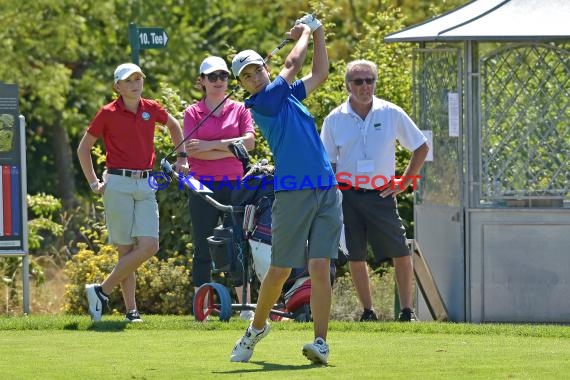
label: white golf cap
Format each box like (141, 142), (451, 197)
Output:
(231, 50), (264, 77)
(113, 63), (145, 83)
(200, 56), (230, 75)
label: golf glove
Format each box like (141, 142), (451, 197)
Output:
(295, 14), (322, 32)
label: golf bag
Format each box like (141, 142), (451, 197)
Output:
(207, 161), (337, 321)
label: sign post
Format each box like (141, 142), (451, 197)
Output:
(128, 23), (169, 65)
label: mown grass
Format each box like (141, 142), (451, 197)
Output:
(2, 266), (569, 379)
(1, 315), (569, 379)
(2, 315), (570, 337)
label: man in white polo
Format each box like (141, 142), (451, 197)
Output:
(321, 59), (428, 322)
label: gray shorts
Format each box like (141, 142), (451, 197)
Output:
(341, 189), (409, 262)
(271, 188), (343, 268)
(102, 174), (159, 245)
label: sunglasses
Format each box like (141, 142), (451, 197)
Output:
(205, 71), (230, 82)
(349, 77), (376, 86)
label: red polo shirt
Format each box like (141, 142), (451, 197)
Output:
(88, 97), (168, 169)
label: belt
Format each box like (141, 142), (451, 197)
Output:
(107, 169), (151, 179)
(338, 183), (385, 193)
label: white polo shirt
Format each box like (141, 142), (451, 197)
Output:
(321, 96), (427, 189)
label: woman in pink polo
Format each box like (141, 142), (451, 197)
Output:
(183, 56), (255, 319)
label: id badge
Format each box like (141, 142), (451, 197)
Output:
(357, 160), (375, 173)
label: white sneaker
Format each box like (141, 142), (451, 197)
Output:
(230, 323), (270, 362)
(302, 337), (329, 365)
(239, 310), (255, 321)
(85, 284), (108, 322)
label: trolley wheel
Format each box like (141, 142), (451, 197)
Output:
(193, 282), (232, 322)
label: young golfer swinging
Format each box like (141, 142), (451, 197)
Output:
(229, 14), (342, 365)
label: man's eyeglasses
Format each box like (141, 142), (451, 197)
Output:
(205, 71), (230, 82)
(349, 78), (376, 86)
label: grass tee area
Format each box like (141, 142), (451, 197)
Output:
(1, 315), (569, 379)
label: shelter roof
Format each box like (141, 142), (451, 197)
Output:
(385, 0), (570, 42)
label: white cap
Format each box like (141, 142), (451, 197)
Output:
(114, 63), (145, 83)
(231, 50), (264, 77)
(200, 56), (230, 75)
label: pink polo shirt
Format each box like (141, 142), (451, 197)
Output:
(183, 98), (254, 181)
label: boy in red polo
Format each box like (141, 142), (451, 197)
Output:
(77, 63), (188, 322)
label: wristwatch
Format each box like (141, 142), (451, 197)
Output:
(177, 151), (188, 158)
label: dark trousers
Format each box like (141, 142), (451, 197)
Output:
(188, 181), (237, 287)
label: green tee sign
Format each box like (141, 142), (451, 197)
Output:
(128, 23), (169, 65)
(137, 27), (169, 49)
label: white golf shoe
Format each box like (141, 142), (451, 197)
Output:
(230, 323), (270, 362)
(85, 284), (108, 322)
(302, 337), (329, 365)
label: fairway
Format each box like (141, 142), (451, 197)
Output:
(1, 316), (569, 379)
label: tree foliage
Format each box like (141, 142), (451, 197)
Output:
(0, 0), (466, 279)
(0, 0), (464, 203)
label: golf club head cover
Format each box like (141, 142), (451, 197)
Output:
(295, 13), (322, 32)
(228, 140), (252, 174)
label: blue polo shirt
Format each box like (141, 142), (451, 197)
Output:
(244, 76), (337, 191)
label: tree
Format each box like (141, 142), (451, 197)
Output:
(0, 0), (464, 208)
(0, 0), (465, 253)
(0, 0), (132, 208)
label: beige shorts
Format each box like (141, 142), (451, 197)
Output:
(102, 174), (158, 245)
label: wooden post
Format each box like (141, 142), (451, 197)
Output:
(410, 239), (448, 321)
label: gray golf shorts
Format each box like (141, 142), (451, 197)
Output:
(271, 187), (343, 268)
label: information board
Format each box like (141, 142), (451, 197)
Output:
(0, 81), (27, 254)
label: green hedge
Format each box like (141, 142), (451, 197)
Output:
(62, 243), (193, 315)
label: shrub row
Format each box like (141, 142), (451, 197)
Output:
(62, 243), (193, 315)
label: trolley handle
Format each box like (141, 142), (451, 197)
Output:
(160, 158), (244, 214)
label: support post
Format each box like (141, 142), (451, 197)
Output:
(129, 22), (140, 65)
